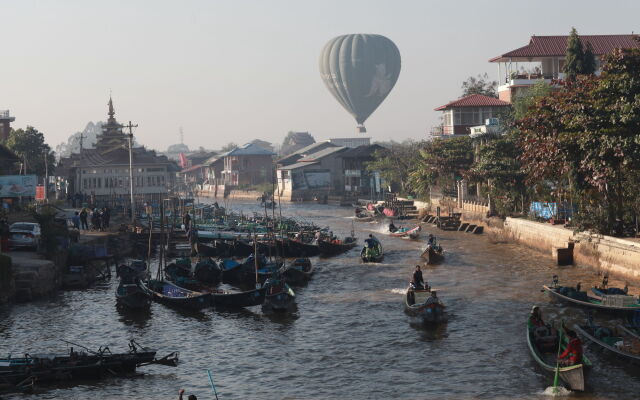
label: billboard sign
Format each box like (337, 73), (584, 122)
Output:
(0, 175), (37, 197)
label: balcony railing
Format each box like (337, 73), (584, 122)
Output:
(344, 169), (361, 177)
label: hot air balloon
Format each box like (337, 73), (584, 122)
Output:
(319, 34), (401, 133)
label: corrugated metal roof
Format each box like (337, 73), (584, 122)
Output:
(225, 143), (275, 156)
(278, 161), (320, 170)
(297, 146), (347, 162)
(434, 94), (511, 111)
(490, 34), (640, 62)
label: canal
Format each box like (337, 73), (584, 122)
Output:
(1, 202), (639, 399)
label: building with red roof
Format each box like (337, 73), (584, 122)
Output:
(490, 34), (640, 102)
(433, 94), (510, 136)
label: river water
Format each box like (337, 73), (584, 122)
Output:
(1, 202), (639, 399)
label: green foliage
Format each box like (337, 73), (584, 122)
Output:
(518, 47), (640, 235)
(461, 73), (498, 98)
(366, 140), (422, 195)
(409, 137), (474, 195)
(563, 27), (596, 81)
(6, 126), (55, 177)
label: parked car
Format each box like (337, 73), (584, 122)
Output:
(9, 222), (41, 250)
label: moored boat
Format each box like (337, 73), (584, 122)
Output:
(388, 225), (421, 238)
(404, 286), (445, 323)
(116, 282), (150, 310)
(139, 279), (211, 310)
(211, 286), (267, 308)
(543, 276), (640, 314)
(193, 258), (222, 284)
(283, 258), (314, 285)
(575, 322), (640, 365)
(318, 236), (357, 256)
(262, 276), (296, 313)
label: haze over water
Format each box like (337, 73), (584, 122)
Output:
(1, 202), (638, 399)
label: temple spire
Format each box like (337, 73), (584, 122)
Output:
(108, 96), (116, 123)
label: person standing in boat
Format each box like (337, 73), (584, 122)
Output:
(558, 329), (583, 366)
(178, 389), (197, 400)
(428, 234), (436, 246)
(411, 265), (425, 290)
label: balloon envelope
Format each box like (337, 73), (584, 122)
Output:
(319, 34), (401, 132)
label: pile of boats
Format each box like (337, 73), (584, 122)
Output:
(527, 275), (640, 392)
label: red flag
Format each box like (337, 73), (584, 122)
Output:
(179, 153), (187, 169)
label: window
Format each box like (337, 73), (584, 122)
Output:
(147, 176), (151, 186)
(97, 178), (101, 188)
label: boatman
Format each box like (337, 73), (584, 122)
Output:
(412, 265), (425, 290)
(388, 221), (398, 233)
(558, 329), (583, 366)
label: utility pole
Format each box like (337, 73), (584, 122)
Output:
(124, 121), (138, 224)
(79, 133), (86, 200)
(44, 151), (49, 203)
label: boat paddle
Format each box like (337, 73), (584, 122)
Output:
(544, 321), (568, 396)
(207, 369), (220, 400)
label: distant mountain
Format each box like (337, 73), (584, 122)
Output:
(55, 121), (102, 158)
(280, 131), (315, 156)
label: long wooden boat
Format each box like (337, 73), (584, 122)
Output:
(193, 258), (221, 284)
(139, 279), (211, 310)
(420, 245), (444, 265)
(404, 287), (446, 323)
(220, 258), (254, 285)
(591, 287), (638, 303)
(197, 242), (218, 257)
(262, 280), (296, 313)
(361, 242), (384, 263)
(389, 225), (420, 238)
(318, 237), (357, 256)
(575, 324), (640, 365)
(526, 323), (590, 391)
(543, 283), (640, 313)
(282, 239), (320, 257)
(212, 286), (267, 308)
(116, 282), (150, 310)
(283, 258), (314, 285)
(0, 341), (177, 390)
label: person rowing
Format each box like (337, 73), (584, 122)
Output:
(388, 221), (398, 233)
(411, 265), (426, 290)
(558, 329), (583, 366)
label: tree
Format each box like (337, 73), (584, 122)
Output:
(409, 137), (474, 196)
(281, 131), (315, 155)
(220, 142), (238, 152)
(6, 126), (55, 176)
(461, 73), (498, 98)
(366, 140), (422, 195)
(563, 27), (596, 81)
(518, 47), (640, 235)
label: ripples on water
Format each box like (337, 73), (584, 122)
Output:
(2, 202), (640, 399)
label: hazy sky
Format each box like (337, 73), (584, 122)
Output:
(3, 0), (640, 151)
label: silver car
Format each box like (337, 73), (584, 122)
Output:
(9, 222), (41, 250)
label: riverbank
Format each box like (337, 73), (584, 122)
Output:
(420, 197), (640, 283)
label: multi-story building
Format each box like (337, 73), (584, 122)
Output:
(221, 143), (275, 186)
(341, 144), (385, 199)
(489, 34), (640, 102)
(0, 110), (15, 142)
(433, 94), (510, 136)
(57, 98), (178, 203)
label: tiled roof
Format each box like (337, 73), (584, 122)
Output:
(277, 141), (336, 164)
(226, 143), (275, 156)
(489, 34), (640, 62)
(340, 144), (386, 158)
(434, 94), (511, 111)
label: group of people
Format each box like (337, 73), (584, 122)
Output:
(528, 306), (583, 366)
(71, 207), (111, 232)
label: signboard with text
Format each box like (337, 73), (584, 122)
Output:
(0, 175), (37, 197)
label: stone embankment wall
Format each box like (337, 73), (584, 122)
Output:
(416, 198), (640, 282)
